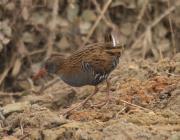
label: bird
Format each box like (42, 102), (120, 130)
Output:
(35, 32), (123, 114)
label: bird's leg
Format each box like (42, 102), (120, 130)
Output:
(81, 86), (99, 105)
(91, 79), (112, 107)
(105, 79), (112, 103)
(61, 86), (98, 115)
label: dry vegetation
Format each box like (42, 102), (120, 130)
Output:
(0, 0), (180, 140)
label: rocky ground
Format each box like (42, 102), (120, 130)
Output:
(0, 52), (179, 140)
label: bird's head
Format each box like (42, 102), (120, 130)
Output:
(33, 54), (65, 80)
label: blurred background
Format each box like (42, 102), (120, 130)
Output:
(0, 1), (180, 139)
(0, 0), (179, 91)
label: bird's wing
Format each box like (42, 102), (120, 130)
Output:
(81, 46), (121, 75)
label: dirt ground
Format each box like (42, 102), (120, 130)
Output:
(0, 1), (180, 139)
(0, 52), (179, 140)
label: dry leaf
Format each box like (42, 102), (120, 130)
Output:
(16, 40), (28, 57)
(20, 0), (32, 7)
(0, 32), (10, 45)
(0, 20), (12, 37)
(57, 16), (69, 27)
(156, 24), (167, 38)
(111, 0), (136, 9)
(22, 32), (34, 43)
(2, 37), (10, 44)
(11, 58), (22, 77)
(120, 23), (133, 36)
(5, 2), (15, 11)
(67, 3), (79, 22)
(30, 11), (49, 25)
(22, 7), (29, 20)
(58, 36), (70, 50)
(79, 22), (91, 34)
(82, 10), (96, 22)
(158, 39), (170, 52)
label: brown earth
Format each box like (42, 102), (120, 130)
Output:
(0, 52), (179, 140)
(0, 1), (180, 140)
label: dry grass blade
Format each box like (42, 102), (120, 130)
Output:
(167, 0), (176, 54)
(45, 0), (59, 59)
(0, 54), (16, 87)
(142, 28), (152, 58)
(11, 58), (22, 77)
(128, 0), (149, 46)
(91, 0), (115, 29)
(131, 5), (177, 49)
(83, 0), (112, 45)
(119, 99), (154, 113)
(35, 77), (60, 93)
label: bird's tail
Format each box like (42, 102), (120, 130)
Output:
(104, 30), (125, 57)
(104, 29), (123, 47)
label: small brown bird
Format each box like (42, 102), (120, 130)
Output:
(36, 32), (123, 114)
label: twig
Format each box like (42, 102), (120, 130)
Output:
(29, 49), (46, 56)
(0, 67), (10, 87)
(131, 5), (176, 49)
(115, 106), (127, 118)
(0, 108), (5, 121)
(0, 54), (16, 87)
(0, 108), (6, 127)
(128, 0), (149, 46)
(0, 92), (25, 97)
(20, 120), (24, 135)
(167, 0), (176, 54)
(150, 6), (176, 28)
(20, 134), (29, 140)
(91, 0), (115, 29)
(36, 77), (60, 93)
(134, 0), (149, 34)
(119, 99), (154, 113)
(45, 0), (59, 59)
(165, 72), (180, 77)
(83, 0), (112, 45)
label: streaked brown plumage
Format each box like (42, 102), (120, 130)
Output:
(36, 33), (123, 114)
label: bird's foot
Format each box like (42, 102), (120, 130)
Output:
(60, 100), (89, 116)
(60, 86), (98, 116)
